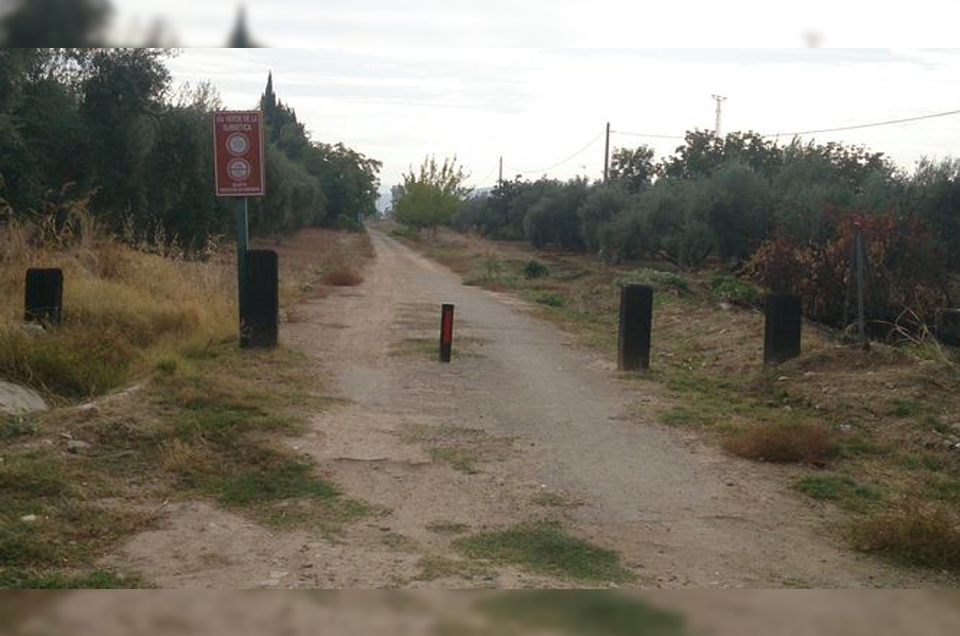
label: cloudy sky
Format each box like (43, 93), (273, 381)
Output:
(165, 47), (960, 202)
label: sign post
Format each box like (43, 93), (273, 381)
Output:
(214, 110), (266, 345)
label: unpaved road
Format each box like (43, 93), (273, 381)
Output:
(104, 230), (954, 590)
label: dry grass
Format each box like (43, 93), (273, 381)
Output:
(322, 266), (364, 287)
(251, 228), (371, 306)
(0, 215), (234, 398)
(855, 504), (960, 569)
(722, 422), (838, 464)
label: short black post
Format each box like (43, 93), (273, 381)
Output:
(241, 250), (279, 349)
(439, 303), (455, 363)
(764, 294), (802, 366)
(24, 268), (63, 325)
(618, 284), (653, 371)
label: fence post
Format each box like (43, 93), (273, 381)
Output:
(439, 303), (455, 363)
(618, 284), (653, 371)
(764, 294), (802, 366)
(24, 268), (63, 325)
(241, 250), (279, 349)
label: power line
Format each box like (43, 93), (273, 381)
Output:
(762, 108), (960, 138)
(475, 161), (499, 187)
(611, 130), (685, 140)
(506, 130), (605, 175)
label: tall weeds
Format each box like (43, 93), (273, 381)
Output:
(0, 209), (235, 397)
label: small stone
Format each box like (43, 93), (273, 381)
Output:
(20, 324), (45, 337)
(67, 440), (92, 454)
(777, 376), (789, 383)
(20, 515), (37, 523)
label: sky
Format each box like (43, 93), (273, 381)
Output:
(165, 47), (960, 206)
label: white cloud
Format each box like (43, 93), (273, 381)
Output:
(167, 48), (960, 191)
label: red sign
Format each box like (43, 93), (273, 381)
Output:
(214, 111), (265, 197)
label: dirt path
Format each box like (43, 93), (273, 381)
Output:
(104, 230), (952, 589)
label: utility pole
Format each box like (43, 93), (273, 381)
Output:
(498, 156), (503, 187)
(712, 95), (727, 136)
(604, 122), (611, 183)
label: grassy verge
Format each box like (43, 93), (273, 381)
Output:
(456, 521), (634, 584)
(1, 226), (374, 587)
(478, 591), (690, 636)
(391, 225), (960, 577)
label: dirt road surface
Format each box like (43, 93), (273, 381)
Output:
(103, 230), (955, 591)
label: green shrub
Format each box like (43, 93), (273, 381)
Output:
(710, 273), (761, 305)
(535, 293), (566, 308)
(523, 259), (550, 279)
(618, 269), (689, 293)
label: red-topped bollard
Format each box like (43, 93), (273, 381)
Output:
(439, 303), (455, 363)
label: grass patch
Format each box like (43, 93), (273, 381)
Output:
(414, 555), (488, 582)
(531, 492), (574, 507)
(480, 591), (690, 636)
(535, 293), (566, 308)
(390, 336), (484, 360)
(212, 461), (339, 507)
(794, 475), (882, 510)
(855, 504), (960, 570)
(523, 259), (550, 279)
(710, 273), (760, 306)
(322, 266), (364, 287)
(619, 269), (689, 294)
(659, 405), (707, 428)
(455, 521), (634, 583)
(430, 446), (479, 474)
(723, 423), (838, 464)
(0, 415), (39, 440)
(152, 347), (370, 531)
(0, 457), (152, 571)
(0, 569), (147, 589)
(426, 520), (470, 535)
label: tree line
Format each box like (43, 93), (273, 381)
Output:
(395, 131), (960, 329)
(0, 49), (381, 247)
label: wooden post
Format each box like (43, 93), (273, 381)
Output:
(241, 250), (278, 349)
(764, 294), (802, 366)
(618, 284), (653, 371)
(439, 303), (455, 363)
(24, 268), (63, 325)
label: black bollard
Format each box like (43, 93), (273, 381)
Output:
(764, 294), (802, 366)
(24, 268), (63, 325)
(618, 284), (653, 371)
(439, 303), (455, 363)
(241, 250), (279, 349)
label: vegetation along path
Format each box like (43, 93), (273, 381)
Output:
(101, 229), (952, 589)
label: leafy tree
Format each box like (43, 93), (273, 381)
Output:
(0, 0), (111, 47)
(577, 184), (629, 253)
(609, 145), (655, 193)
(524, 179), (589, 250)
(701, 162), (772, 261)
(393, 156), (469, 233)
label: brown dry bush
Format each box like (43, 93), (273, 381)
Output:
(855, 504), (960, 570)
(722, 422), (838, 464)
(745, 211), (951, 333)
(322, 266), (364, 287)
